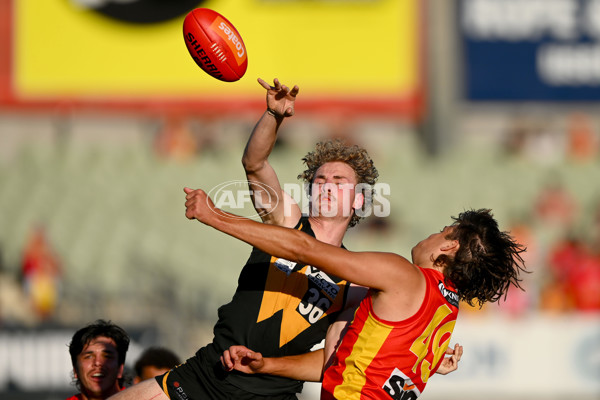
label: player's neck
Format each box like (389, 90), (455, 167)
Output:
(308, 216), (349, 247)
(419, 260), (445, 274)
(80, 385), (121, 400)
(79, 392), (104, 400)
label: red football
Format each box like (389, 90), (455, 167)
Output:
(183, 8), (248, 82)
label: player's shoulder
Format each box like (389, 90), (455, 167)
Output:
(386, 254), (426, 290)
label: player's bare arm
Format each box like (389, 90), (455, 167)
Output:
(221, 345), (324, 382)
(184, 188), (425, 319)
(221, 342), (462, 380)
(242, 78), (300, 227)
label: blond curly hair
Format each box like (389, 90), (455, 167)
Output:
(298, 139), (379, 227)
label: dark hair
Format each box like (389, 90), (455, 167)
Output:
(298, 139), (379, 228)
(134, 346), (181, 377)
(69, 319), (130, 376)
(436, 209), (527, 307)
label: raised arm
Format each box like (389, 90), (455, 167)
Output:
(242, 78), (300, 227)
(183, 188), (421, 293)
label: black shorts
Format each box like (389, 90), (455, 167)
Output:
(155, 353), (298, 400)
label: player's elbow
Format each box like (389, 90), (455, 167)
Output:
(290, 233), (317, 265)
(241, 155), (266, 175)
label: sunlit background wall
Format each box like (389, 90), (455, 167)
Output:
(1, 0), (599, 399)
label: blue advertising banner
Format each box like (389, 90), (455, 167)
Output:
(459, 0), (600, 101)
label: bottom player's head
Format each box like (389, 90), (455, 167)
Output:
(299, 139), (379, 228)
(434, 209), (527, 307)
(68, 319), (130, 398)
(133, 346), (181, 384)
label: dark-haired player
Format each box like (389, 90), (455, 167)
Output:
(66, 319), (130, 400)
(133, 347), (181, 384)
(184, 193), (526, 399)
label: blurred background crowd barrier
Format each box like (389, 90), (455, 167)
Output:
(1, 0), (599, 399)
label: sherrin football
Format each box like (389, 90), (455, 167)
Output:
(183, 8), (248, 82)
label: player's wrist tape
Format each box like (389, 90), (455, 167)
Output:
(266, 108), (284, 119)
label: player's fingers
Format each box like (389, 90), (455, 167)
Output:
(449, 357), (458, 371)
(456, 345), (463, 361)
(446, 343), (460, 355)
(219, 355), (228, 370)
(185, 198), (197, 208)
(221, 351), (233, 368)
(273, 78), (281, 89)
(243, 350), (260, 362)
(190, 189), (208, 202)
(185, 189), (200, 201)
(230, 346), (248, 361)
(257, 78), (270, 89)
(290, 85), (299, 97)
(185, 209), (195, 220)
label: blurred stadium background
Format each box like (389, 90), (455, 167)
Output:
(1, 0), (599, 399)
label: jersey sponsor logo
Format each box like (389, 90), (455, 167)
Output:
(382, 368), (421, 400)
(271, 261), (340, 298)
(274, 258), (296, 275)
(306, 265), (340, 299)
(438, 280), (459, 307)
(172, 380), (190, 400)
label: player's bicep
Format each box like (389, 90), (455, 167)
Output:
(304, 249), (413, 291)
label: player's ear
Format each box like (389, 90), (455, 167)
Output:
(352, 191), (365, 211)
(441, 240), (459, 252)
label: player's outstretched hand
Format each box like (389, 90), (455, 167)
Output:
(436, 343), (463, 375)
(184, 187), (216, 223)
(258, 78), (299, 118)
(221, 345), (265, 374)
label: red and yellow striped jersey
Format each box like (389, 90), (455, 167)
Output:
(322, 267), (459, 400)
